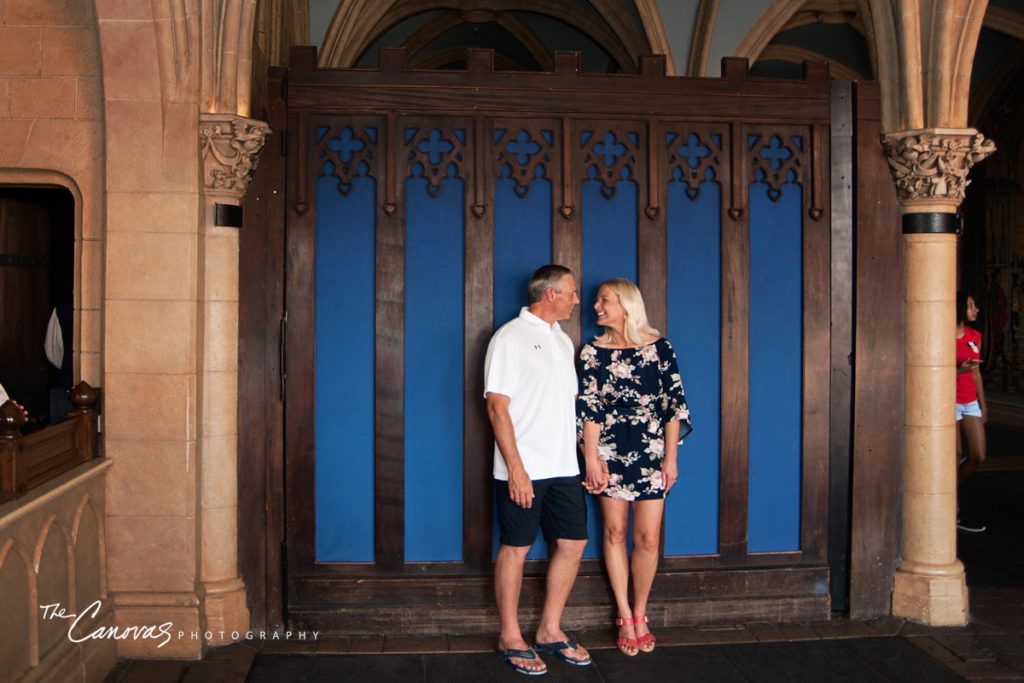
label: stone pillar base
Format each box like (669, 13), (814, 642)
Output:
(892, 564), (969, 625)
(113, 592), (203, 659)
(201, 577), (250, 645)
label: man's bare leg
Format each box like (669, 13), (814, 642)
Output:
(496, 544), (546, 673)
(534, 538), (590, 663)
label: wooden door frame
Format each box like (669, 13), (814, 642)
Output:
(238, 53), (903, 632)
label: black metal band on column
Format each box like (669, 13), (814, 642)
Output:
(902, 212), (960, 234)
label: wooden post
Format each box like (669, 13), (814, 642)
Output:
(0, 399), (28, 503)
(68, 381), (99, 462)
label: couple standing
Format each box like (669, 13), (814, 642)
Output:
(484, 264), (692, 676)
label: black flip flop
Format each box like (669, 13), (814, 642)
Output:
(533, 639), (592, 666)
(497, 647), (548, 676)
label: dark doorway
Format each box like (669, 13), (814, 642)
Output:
(0, 186), (75, 427)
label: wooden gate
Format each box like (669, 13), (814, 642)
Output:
(246, 48), (851, 634)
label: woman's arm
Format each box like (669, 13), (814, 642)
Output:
(662, 419), (680, 493)
(581, 420), (608, 493)
(973, 366), (987, 423)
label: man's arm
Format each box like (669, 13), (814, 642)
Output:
(486, 392), (534, 509)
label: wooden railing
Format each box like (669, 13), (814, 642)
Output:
(0, 381), (99, 504)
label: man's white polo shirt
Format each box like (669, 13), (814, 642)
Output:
(484, 307), (579, 481)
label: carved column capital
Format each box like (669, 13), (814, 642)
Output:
(200, 114), (271, 201)
(881, 128), (995, 213)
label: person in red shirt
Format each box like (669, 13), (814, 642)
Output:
(955, 291), (987, 532)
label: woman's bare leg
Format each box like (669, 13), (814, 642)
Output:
(600, 497), (637, 655)
(631, 499), (664, 651)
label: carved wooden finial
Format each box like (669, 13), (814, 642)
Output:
(0, 400), (28, 437)
(69, 382), (97, 410)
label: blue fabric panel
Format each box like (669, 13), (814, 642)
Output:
(664, 180), (721, 556)
(580, 177), (638, 559)
(491, 175), (552, 561)
(315, 171), (375, 562)
(493, 177), (553, 330)
(747, 182), (803, 552)
(405, 176), (465, 562)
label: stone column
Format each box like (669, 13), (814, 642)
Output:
(883, 129), (994, 624)
(197, 114), (270, 643)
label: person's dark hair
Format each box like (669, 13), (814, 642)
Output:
(527, 264), (572, 303)
(956, 290), (973, 325)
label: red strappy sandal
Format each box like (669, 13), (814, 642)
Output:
(615, 616), (639, 656)
(633, 615), (656, 653)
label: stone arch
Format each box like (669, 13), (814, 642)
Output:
(34, 514), (74, 655)
(734, 0), (807, 63)
(319, 0), (649, 72)
(633, 0), (676, 74)
(758, 45), (866, 80)
(0, 539), (39, 671)
(72, 494), (107, 606)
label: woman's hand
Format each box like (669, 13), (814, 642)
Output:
(583, 458), (609, 495)
(661, 458), (678, 494)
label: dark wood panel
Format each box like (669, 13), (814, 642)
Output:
(718, 120), (749, 563)
(801, 120), (832, 564)
(286, 565), (830, 635)
(284, 111), (320, 576)
(285, 49), (831, 120)
(827, 81), (855, 612)
(849, 81), (903, 617)
(554, 117), (582, 346)
(463, 115), (493, 569)
(374, 113), (405, 570)
(239, 65), (287, 631)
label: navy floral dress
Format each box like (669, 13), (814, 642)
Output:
(577, 338), (693, 501)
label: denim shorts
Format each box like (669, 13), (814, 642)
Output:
(956, 400), (982, 421)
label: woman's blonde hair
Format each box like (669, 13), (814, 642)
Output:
(594, 278), (660, 346)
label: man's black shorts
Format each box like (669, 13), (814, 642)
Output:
(495, 475), (588, 547)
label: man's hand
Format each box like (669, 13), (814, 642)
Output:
(507, 464), (535, 509)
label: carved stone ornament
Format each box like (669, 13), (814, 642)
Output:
(881, 128), (996, 210)
(200, 114), (271, 200)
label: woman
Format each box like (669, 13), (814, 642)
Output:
(577, 279), (692, 656)
(955, 291), (987, 532)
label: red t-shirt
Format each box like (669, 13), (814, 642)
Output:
(955, 326), (981, 404)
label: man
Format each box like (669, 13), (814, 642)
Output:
(484, 264), (590, 676)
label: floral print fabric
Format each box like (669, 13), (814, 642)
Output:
(577, 338), (693, 501)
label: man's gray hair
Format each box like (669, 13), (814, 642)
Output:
(527, 264), (572, 303)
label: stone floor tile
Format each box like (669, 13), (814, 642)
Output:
(945, 660), (1024, 679)
(936, 633), (1001, 662)
(110, 660), (188, 683)
(905, 635), (962, 663)
(744, 622), (788, 642)
(805, 619), (880, 639)
(865, 616), (906, 636)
